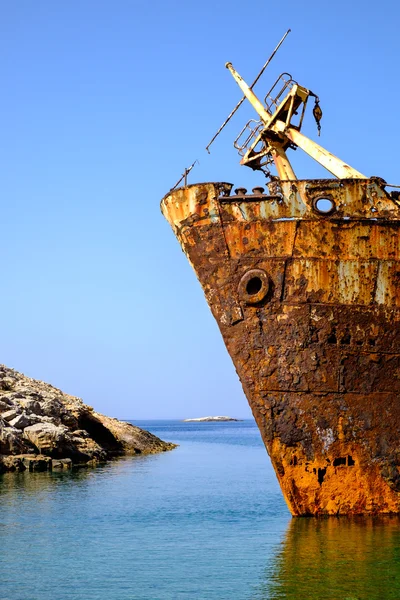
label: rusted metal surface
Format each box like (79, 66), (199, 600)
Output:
(162, 178), (400, 515)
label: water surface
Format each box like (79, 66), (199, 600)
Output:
(1, 420), (400, 599)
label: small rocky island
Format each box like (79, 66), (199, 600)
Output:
(183, 416), (242, 422)
(0, 365), (176, 473)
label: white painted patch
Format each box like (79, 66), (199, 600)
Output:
(317, 427), (335, 453)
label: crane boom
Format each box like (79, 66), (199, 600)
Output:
(225, 62), (367, 180)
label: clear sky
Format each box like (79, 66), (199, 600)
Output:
(0, 0), (399, 419)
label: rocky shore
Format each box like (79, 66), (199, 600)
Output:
(0, 365), (176, 473)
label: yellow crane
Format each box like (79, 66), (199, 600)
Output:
(225, 63), (366, 181)
(205, 30), (366, 182)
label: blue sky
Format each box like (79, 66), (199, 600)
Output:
(0, 1), (399, 419)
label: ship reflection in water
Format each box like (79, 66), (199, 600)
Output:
(254, 517), (400, 599)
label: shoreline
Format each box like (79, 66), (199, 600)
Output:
(0, 365), (176, 474)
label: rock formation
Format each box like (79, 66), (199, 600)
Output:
(0, 365), (176, 473)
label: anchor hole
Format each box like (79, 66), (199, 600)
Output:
(246, 277), (262, 296)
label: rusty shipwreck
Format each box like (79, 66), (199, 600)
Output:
(161, 58), (400, 516)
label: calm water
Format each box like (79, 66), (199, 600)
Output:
(1, 420), (400, 599)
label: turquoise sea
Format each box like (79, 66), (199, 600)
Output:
(1, 420), (400, 599)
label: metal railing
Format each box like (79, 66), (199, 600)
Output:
(264, 73), (295, 114)
(233, 119), (264, 157)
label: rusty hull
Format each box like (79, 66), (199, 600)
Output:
(161, 178), (400, 516)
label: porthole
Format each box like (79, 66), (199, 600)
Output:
(313, 196), (336, 215)
(238, 269), (271, 305)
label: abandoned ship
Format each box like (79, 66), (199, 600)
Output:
(161, 55), (400, 516)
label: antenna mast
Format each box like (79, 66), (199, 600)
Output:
(170, 160), (198, 191)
